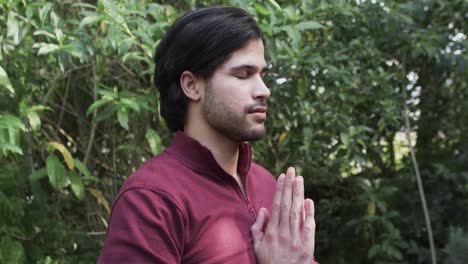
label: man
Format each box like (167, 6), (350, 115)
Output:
(98, 6), (316, 263)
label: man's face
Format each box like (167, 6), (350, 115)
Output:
(202, 39), (270, 142)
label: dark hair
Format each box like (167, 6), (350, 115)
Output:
(153, 6), (265, 132)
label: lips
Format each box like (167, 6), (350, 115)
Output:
(248, 106), (267, 121)
(248, 106), (267, 114)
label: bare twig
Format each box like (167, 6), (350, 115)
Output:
(112, 123), (117, 199)
(41, 64), (91, 106)
(402, 106), (437, 264)
(57, 73), (71, 128)
(84, 65), (98, 165)
(87, 231), (107, 236)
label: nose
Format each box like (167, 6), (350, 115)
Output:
(252, 77), (271, 101)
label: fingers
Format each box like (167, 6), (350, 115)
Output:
(262, 208), (270, 231)
(290, 176), (304, 238)
(301, 199), (316, 249)
(279, 167), (295, 234)
(251, 208), (268, 247)
(269, 173), (285, 228)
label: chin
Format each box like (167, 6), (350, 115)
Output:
(244, 127), (266, 142)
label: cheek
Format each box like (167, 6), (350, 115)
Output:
(209, 76), (252, 111)
(227, 80), (252, 99)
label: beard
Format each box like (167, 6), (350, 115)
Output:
(202, 83), (266, 142)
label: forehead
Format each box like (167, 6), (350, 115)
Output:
(219, 39), (267, 70)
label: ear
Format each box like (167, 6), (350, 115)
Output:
(180, 71), (201, 101)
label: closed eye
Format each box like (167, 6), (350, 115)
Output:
(235, 71), (251, 79)
(230, 64), (267, 80)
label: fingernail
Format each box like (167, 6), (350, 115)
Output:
(296, 179), (302, 188)
(278, 174), (285, 183)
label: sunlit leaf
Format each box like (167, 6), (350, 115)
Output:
(145, 128), (162, 155)
(27, 111), (41, 132)
(87, 187), (110, 214)
(120, 98), (139, 112)
(117, 108), (129, 130)
(254, 4), (270, 16)
(295, 21), (324, 30)
(0, 143), (23, 155)
(37, 44), (60, 55)
(80, 15), (101, 27)
(0, 66), (15, 95)
(39, 3), (54, 22)
(278, 131), (288, 145)
(48, 141), (74, 170)
(0, 115), (25, 131)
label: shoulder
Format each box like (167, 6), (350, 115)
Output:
(116, 151), (190, 207)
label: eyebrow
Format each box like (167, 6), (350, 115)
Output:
(229, 65), (268, 74)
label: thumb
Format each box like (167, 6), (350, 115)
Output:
(251, 207), (267, 243)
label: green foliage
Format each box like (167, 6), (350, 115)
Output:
(0, 0), (467, 262)
(443, 227), (468, 264)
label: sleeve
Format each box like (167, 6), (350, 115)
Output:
(98, 187), (186, 264)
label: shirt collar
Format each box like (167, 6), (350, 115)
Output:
(165, 131), (252, 181)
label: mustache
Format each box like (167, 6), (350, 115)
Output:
(245, 101), (267, 112)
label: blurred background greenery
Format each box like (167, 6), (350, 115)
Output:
(1, 0), (467, 263)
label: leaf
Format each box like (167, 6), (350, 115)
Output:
(0, 236), (26, 263)
(37, 44), (60, 55)
(368, 244), (380, 259)
(295, 21), (324, 31)
(0, 66), (15, 95)
(254, 3), (270, 16)
(69, 172), (85, 200)
(30, 167), (47, 181)
(297, 78), (306, 98)
(27, 111), (41, 131)
(48, 141), (74, 170)
(80, 15), (101, 28)
(71, 3), (97, 9)
(7, 12), (19, 39)
(93, 104), (118, 124)
(46, 154), (67, 190)
(7, 127), (21, 145)
(122, 51), (147, 63)
(0, 115), (25, 131)
(340, 133), (350, 146)
(100, 21), (108, 34)
(265, 0), (283, 12)
(33, 30), (56, 39)
(145, 128), (162, 155)
(87, 187), (110, 214)
(39, 3), (54, 22)
(0, 143), (23, 155)
(97, 88), (116, 98)
(278, 131), (288, 145)
(54, 28), (63, 41)
(28, 105), (52, 112)
(367, 201), (376, 216)
(117, 108), (129, 130)
(73, 159), (91, 178)
(282, 25), (301, 47)
(120, 98), (140, 112)
(86, 98), (112, 116)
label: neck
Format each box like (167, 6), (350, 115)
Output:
(184, 123), (240, 179)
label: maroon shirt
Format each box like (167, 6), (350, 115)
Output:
(98, 132), (277, 263)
